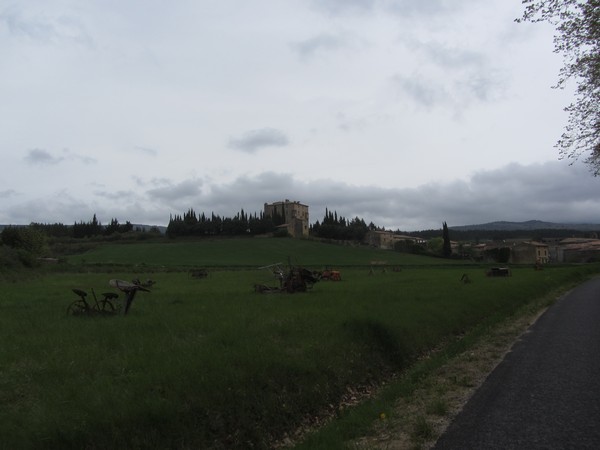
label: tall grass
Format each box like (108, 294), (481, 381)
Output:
(1, 262), (598, 448)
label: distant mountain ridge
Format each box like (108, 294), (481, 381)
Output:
(450, 220), (600, 232)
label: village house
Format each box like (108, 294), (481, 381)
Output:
(263, 200), (309, 238)
(509, 241), (550, 264)
(548, 238), (600, 263)
(365, 230), (421, 250)
(474, 241), (549, 264)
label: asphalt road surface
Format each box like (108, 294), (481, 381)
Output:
(434, 276), (600, 450)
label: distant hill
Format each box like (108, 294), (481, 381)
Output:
(450, 220), (600, 232)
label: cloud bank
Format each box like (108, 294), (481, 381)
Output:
(2, 161), (598, 231)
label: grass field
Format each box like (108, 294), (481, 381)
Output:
(64, 237), (468, 268)
(1, 238), (598, 449)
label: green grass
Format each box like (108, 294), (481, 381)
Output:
(64, 237), (468, 268)
(1, 239), (598, 449)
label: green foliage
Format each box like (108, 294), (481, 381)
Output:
(412, 415), (434, 441)
(311, 208), (370, 241)
(427, 237), (443, 255)
(167, 208), (274, 238)
(0, 245), (24, 271)
(31, 215), (142, 240)
(72, 213), (103, 238)
(394, 239), (426, 255)
(442, 222), (452, 257)
(273, 227), (290, 238)
(426, 398), (449, 416)
(1, 226), (47, 267)
(104, 218), (133, 235)
(518, 0), (600, 174)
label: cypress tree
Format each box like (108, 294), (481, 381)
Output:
(442, 222), (452, 257)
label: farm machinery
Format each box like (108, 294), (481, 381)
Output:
(67, 278), (153, 316)
(255, 262), (322, 294)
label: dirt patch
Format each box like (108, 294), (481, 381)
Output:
(349, 306), (549, 450)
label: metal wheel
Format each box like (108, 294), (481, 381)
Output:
(96, 293), (119, 313)
(96, 299), (114, 312)
(67, 300), (87, 316)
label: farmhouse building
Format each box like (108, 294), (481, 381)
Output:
(510, 241), (549, 264)
(264, 200), (309, 238)
(548, 238), (600, 263)
(365, 230), (421, 250)
(475, 241), (549, 264)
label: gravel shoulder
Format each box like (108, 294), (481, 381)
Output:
(350, 299), (552, 450)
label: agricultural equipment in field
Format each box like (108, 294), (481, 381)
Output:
(67, 279), (152, 316)
(486, 267), (512, 277)
(189, 268), (209, 279)
(109, 279), (151, 314)
(66, 288), (120, 316)
(255, 262), (321, 294)
(320, 268), (341, 281)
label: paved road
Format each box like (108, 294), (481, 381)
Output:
(434, 277), (600, 450)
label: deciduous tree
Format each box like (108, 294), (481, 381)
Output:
(518, 0), (599, 174)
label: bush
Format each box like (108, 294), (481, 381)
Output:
(273, 228), (291, 238)
(0, 246), (20, 268)
(1, 226), (47, 255)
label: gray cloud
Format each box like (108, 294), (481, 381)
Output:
(336, 112), (368, 132)
(290, 33), (350, 60)
(392, 75), (449, 109)
(311, 0), (376, 16)
(411, 41), (486, 70)
(24, 148), (96, 166)
(391, 39), (506, 109)
(146, 179), (202, 203)
(5, 194), (91, 225)
(392, 71), (504, 110)
(134, 146), (158, 157)
(312, 0), (474, 17)
(456, 72), (504, 102)
(228, 128), (290, 154)
(94, 189), (137, 201)
(138, 161), (600, 231)
(0, 189), (18, 199)
(384, 0), (473, 17)
(4, 162), (598, 230)
(25, 148), (64, 165)
(67, 152), (97, 165)
(409, 41), (505, 103)
(0, 5), (94, 47)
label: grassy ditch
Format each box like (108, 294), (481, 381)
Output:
(1, 263), (598, 449)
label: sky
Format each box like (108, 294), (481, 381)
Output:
(1, 0), (599, 231)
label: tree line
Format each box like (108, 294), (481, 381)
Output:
(18, 215), (137, 239)
(165, 208), (285, 238)
(310, 208), (377, 241)
(0, 215), (157, 269)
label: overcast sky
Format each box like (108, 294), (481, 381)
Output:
(1, 0), (598, 231)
